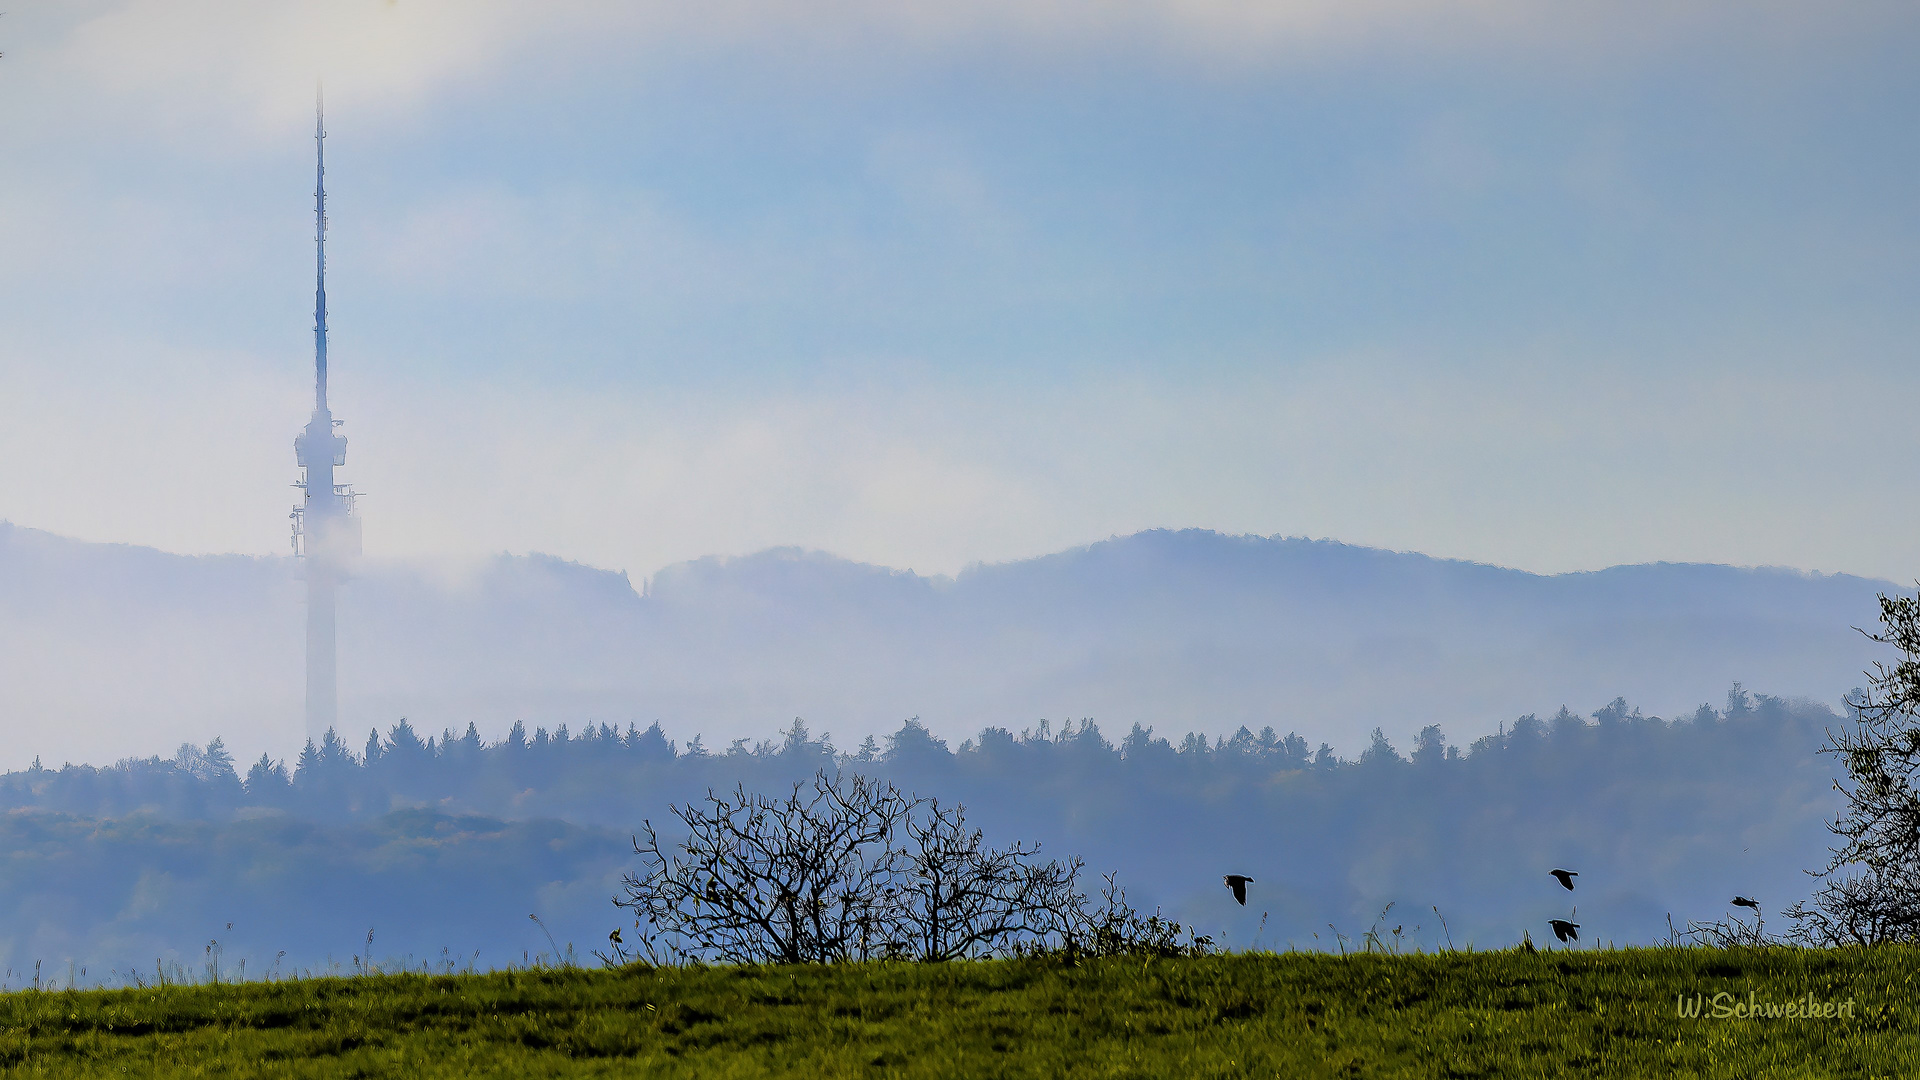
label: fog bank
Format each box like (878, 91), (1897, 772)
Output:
(0, 523), (1890, 771)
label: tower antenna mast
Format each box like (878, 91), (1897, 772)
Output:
(292, 85), (360, 740)
(314, 86), (329, 412)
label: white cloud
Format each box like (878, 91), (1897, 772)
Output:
(14, 0), (1906, 148)
(1, 0), (1915, 593)
(3, 312), (1918, 627)
(54, 0), (525, 134)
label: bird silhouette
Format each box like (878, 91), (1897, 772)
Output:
(1223, 875), (1253, 906)
(1549, 868), (1577, 891)
(1731, 896), (1761, 911)
(609, 928), (623, 945)
(1548, 918), (1579, 943)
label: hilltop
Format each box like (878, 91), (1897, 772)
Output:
(0, 523), (1889, 768)
(0, 950), (1911, 1077)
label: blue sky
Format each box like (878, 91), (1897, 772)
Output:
(1, 1), (1917, 581)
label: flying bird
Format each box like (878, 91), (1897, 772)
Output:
(1731, 896), (1761, 911)
(1548, 918), (1580, 943)
(1223, 875), (1254, 906)
(1549, 869), (1577, 891)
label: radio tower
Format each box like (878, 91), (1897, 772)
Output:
(291, 89), (361, 739)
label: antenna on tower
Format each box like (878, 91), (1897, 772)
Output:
(314, 83), (329, 413)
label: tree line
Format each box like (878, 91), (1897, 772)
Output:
(0, 685), (1858, 965)
(0, 686), (1827, 829)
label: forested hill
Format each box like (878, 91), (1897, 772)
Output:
(0, 522), (1890, 768)
(0, 690), (1843, 978)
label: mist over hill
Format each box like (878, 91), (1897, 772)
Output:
(0, 522), (1892, 770)
(0, 519), (1891, 977)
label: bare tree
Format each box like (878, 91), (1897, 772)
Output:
(1790, 588), (1920, 945)
(893, 797), (1084, 961)
(621, 772), (910, 964)
(618, 770), (1200, 964)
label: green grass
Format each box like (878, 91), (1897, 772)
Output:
(2, 948), (1918, 1077)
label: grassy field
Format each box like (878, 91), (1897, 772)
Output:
(0, 948), (1915, 1077)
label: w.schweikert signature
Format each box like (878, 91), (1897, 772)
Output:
(1677, 992), (1855, 1020)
